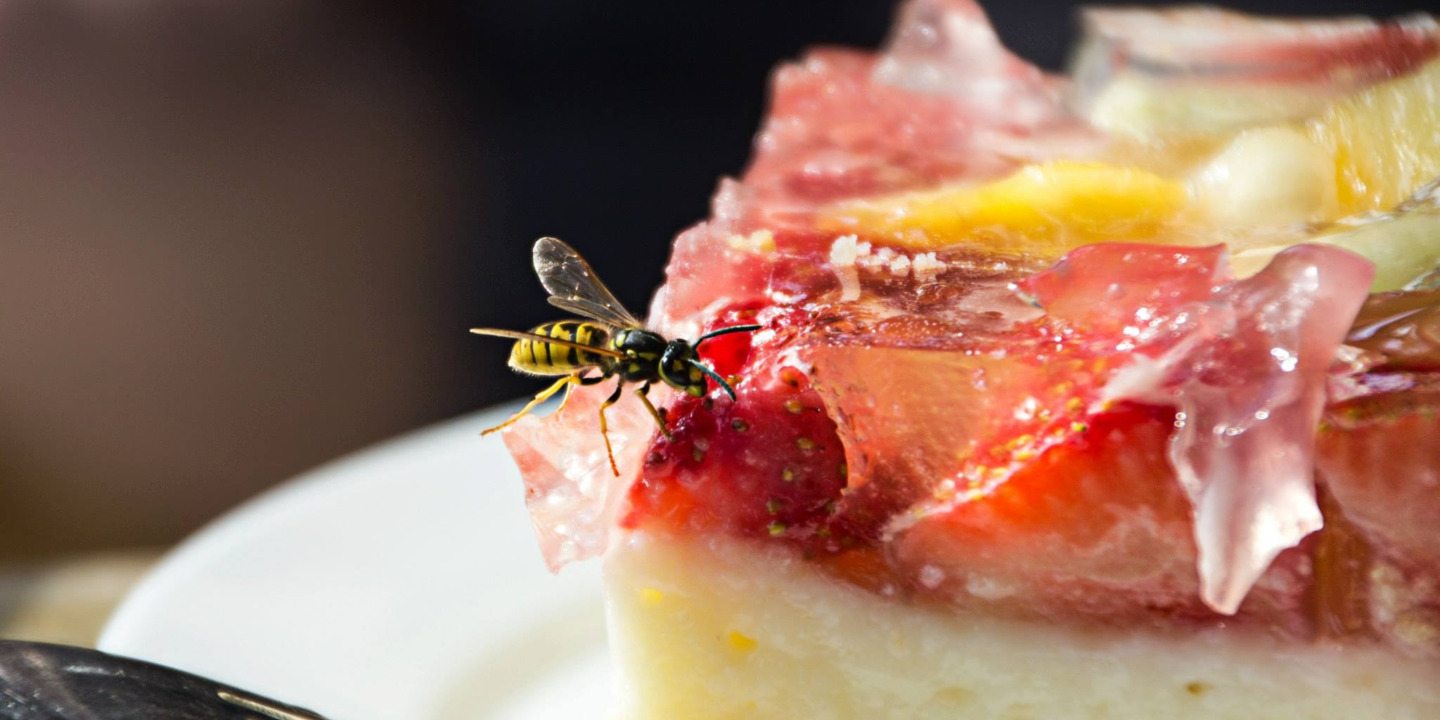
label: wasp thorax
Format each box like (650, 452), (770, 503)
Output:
(611, 328), (666, 383)
(614, 328), (666, 356)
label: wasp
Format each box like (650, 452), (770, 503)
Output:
(471, 237), (761, 475)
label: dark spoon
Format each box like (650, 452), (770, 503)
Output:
(0, 641), (330, 720)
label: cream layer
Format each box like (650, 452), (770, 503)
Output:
(606, 530), (1440, 720)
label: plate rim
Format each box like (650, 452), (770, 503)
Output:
(97, 403), (610, 719)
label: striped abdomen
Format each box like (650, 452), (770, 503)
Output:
(509, 321), (614, 376)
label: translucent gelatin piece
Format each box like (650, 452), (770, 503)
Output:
(1093, 245), (1375, 612)
(504, 384), (663, 571)
(1073, 6), (1440, 138)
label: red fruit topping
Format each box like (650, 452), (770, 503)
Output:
(744, 0), (1075, 209)
(626, 306), (848, 544)
(629, 238), (1374, 623)
(502, 0), (1440, 658)
(1017, 244), (1227, 336)
(1023, 243), (1375, 612)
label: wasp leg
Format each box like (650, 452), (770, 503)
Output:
(556, 370), (608, 414)
(634, 382), (672, 440)
(598, 378), (625, 476)
(481, 374), (582, 436)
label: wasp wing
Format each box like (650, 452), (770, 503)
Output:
(546, 296), (639, 327)
(533, 237), (641, 328)
(469, 327), (625, 358)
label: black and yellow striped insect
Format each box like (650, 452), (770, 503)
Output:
(471, 237), (761, 475)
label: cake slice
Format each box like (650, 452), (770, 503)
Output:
(499, 1), (1440, 717)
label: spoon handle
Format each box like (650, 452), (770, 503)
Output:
(0, 640), (330, 719)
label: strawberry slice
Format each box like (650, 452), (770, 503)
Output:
(893, 404), (1268, 627)
(625, 305), (848, 543)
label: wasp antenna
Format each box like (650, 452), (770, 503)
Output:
(693, 323), (763, 349)
(689, 359), (738, 402)
(1006, 282), (1043, 310)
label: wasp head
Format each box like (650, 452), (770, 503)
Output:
(657, 340), (711, 397)
(656, 324), (762, 400)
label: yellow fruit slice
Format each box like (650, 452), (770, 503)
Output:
(1307, 58), (1440, 215)
(1232, 201), (1440, 292)
(1187, 126), (1338, 227)
(818, 161), (1188, 255)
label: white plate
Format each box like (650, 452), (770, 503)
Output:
(99, 404), (611, 720)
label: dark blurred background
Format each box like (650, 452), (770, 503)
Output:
(0, 0), (1429, 560)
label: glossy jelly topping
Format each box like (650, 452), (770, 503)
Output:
(504, 0), (1440, 652)
(1349, 289), (1440, 371)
